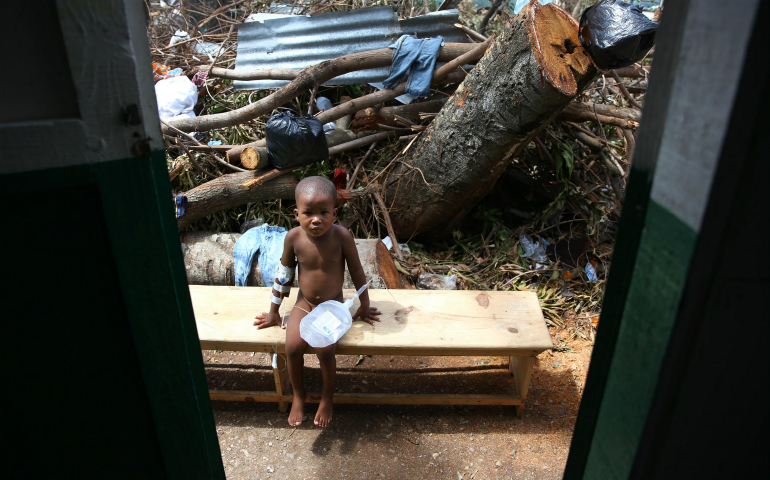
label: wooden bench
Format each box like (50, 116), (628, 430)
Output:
(191, 286), (553, 416)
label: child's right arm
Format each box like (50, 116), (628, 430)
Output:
(253, 231), (297, 330)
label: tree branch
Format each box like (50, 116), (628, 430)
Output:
(168, 43), (479, 133)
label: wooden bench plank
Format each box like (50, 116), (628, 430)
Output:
(210, 390), (525, 406)
(191, 286), (553, 356)
(193, 286), (549, 414)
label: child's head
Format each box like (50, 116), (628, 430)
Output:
(294, 176), (338, 237)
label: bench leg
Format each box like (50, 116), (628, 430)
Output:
(509, 356), (535, 417)
(272, 353), (291, 413)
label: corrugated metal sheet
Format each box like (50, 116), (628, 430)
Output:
(233, 6), (468, 90)
(399, 9), (467, 40)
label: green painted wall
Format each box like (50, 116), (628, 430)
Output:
(1, 152), (225, 479)
(583, 201), (696, 478)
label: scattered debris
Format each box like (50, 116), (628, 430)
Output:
(417, 273), (457, 290)
(149, 0), (654, 341)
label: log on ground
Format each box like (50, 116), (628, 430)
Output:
(383, 2), (599, 238)
(178, 171), (298, 231)
(178, 170), (374, 231)
(182, 235), (404, 289)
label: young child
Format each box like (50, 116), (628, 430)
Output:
(253, 176), (381, 427)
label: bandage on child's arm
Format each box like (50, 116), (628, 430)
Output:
(269, 263), (294, 306)
(268, 232), (297, 308)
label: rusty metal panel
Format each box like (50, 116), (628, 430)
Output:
(233, 6), (467, 90)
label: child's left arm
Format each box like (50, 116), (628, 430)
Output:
(340, 229), (382, 326)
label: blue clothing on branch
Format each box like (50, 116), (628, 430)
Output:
(382, 35), (444, 98)
(233, 224), (288, 287)
(513, 0), (553, 15)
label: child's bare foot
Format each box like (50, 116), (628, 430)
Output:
(288, 394), (305, 427)
(314, 395), (333, 427)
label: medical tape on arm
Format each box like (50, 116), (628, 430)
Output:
(273, 281), (291, 294)
(275, 263), (294, 285)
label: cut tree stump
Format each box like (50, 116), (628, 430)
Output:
(240, 147), (269, 169)
(382, 1), (599, 238)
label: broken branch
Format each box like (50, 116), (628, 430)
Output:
(610, 70), (644, 109)
(372, 186), (404, 261)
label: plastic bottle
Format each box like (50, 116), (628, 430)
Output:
(299, 283), (369, 348)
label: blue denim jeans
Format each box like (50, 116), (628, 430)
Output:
(382, 35), (444, 98)
(233, 224), (289, 286)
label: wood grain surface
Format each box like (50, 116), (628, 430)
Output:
(191, 286), (553, 356)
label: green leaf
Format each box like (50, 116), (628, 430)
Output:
(553, 148), (564, 176)
(561, 146), (574, 177)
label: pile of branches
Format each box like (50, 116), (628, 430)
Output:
(148, 0), (650, 339)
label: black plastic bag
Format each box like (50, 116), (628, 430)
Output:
(579, 0), (658, 70)
(265, 112), (329, 170)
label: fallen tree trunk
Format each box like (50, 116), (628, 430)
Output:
(178, 172), (374, 231)
(168, 43), (477, 133)
(382, 1), (599, 238)
(181, 235), (404, 289)
(179, 172), (297, 230)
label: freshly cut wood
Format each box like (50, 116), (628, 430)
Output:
(195, 286), (549, 413)
(225, 38), (493, 165)
(192, 287), (552, 356)
(240, 146), (269, 169)
(382, 2), (599, 238)
(181, 236), (403, 288)
(167, 43), (478, 133)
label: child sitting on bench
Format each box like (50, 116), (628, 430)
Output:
(253, 176), (381, 427)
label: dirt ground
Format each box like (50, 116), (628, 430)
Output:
(205, 328), (592, 480)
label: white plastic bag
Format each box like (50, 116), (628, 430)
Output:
(417, 273), (456, 290)
(519, 231), (549, 263)
(155, 76), (198, 121)
(299, 284), (368, 348)
(168, 29), (189, 48)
